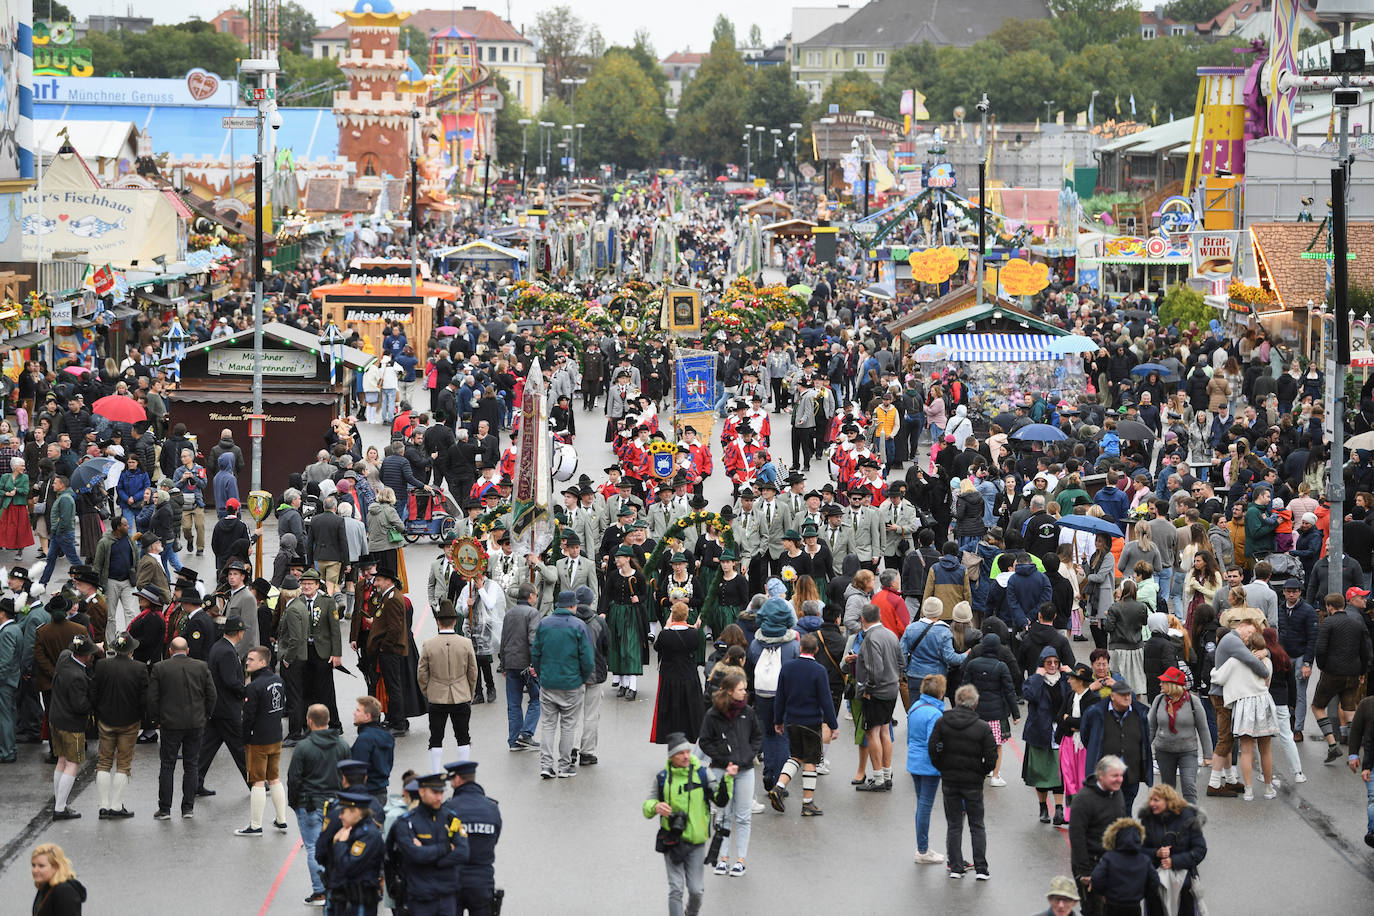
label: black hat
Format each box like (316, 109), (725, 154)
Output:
(134, 585), (165, 605)
(759, 479), (779, 492)
(562, 485), (581, 498)
(222, 616), (247, 634)
(45, 594), (71, 618)
(821, 482), (836, 495)
(689, 494), (708, 509)
(6, 566), (29, 583)
(336, 759), (369, 780)
(224, 559), (248, 574)
(357, 553), (377, 569)
(444, 760), (479, 777)
(111, 631), (139, 654)
(786, 470), (805, 484)
(178, 587), (202, 605)
(403, 772), (449, 792)
(71, 565), (100, 587)
(821, 503), (843, 517)
(1281, 578), (1303, 591)
(176, 568), (200, 586)
(336, 790), (374, 810)
(251, 577), (272, 599)
(718, 505), (735, 520)
(561, 531), (581, 546)
(69, 633), (96, 656)
(1067, 663), (1093, 682)
(374, 558), (399, 581)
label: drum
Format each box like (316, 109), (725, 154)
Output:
(552, 442), (578, 482)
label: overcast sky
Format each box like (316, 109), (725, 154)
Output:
(65, 0), (813, 58)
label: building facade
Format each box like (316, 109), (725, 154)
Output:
(333, 0), (411, 181)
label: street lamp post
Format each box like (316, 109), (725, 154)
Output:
(575, 122), (585, 179)
(851, 135), (870, 218)
(517, 117), (532, 197)
(770, 127), (781, 181)
(977, 93), (991, 308)
(408, 108), (420, 295)
(744, 123), (754, 179)
(1044, 100), (1055, 123)
(818, 116), (836, 198)
(560, 76), (586, 178)
(240, 57), (278, 495)
(561, 124), (573, 181)
(538, 120), (554, 183)
(755, 125), (766, 174)
(478, 105), (495, 231)
(788, 121), (802, 195)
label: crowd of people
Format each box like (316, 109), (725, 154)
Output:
(0, 181), (1371, 914)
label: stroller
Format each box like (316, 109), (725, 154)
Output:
(404, 487), (459, 544)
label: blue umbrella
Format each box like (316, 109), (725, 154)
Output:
(1048, 334), (1097, 355)
(69, 457), (117, 494)
(1130, 363), (1172, 377)
(1010, 423), (1067, 442)
(1057, 515), (1124, 538)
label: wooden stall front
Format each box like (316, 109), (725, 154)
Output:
(310, 258), (460, 355)
(169, 321), (374, 497)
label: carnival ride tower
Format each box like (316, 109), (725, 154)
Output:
(334, 0), (412, 182)
(426, 27), (493, 188)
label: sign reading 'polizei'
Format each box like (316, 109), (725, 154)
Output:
(208, 348), (316, 377)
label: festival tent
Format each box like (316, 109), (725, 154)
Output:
(430, 239), (527, 273)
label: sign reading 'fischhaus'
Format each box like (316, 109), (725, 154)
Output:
(208, 348), (316, 377)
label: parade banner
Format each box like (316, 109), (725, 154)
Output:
(665, 286), (701, 334)
(511, 357), (552, 554)
(675, 349), (715, 416)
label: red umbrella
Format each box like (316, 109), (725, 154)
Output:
(92, 395), (146, 424)
(436, 325), (459, 336)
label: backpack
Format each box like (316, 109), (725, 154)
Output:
(753, 645), (784, 696)
(961, 550), (984, 584)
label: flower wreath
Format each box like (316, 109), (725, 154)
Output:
(643, 511), (740, 625)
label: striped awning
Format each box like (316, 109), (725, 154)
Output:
(934, 333), (1059, 361)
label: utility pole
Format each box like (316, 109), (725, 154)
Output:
(518, 117), (531, 197)
(241, 56), (278, 495)
(1328, 16), (1357, 594)
(976, 92), (990, 308)
(744, 124), (753, 181)
(409, 108), (419, 296)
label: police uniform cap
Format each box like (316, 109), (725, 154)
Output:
(404, 772), (449, 792)
(336, 789), (374, 810)
(336, 759), (369, 778)
(444, 760), (479, 777)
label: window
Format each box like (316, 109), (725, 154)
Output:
(1171, 25), (1185, 36)
(512, 47), (519, 62)
(854, 51), (866, 67)
(1141, 25), (1156, 39)
(874, 51), (886, 67)
(834, 52), (841, 66)
(806, 51), (820, 67)
(502, 46), (509, 62)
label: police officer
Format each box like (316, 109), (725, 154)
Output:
(442, 760), (502, 916)
(317, 759), (377, 878)
(323, 790), (384, 916)
(389, 772), (469, 916)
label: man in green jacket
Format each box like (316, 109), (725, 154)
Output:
(278, 569), (343, 741)
(530, 590), (593, 779)
(38, 475), (80, 587)
(1244, 485), (1280, 561)
(643, 733), (734, 916)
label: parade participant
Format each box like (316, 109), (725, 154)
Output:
(643, 732), (734, 916)
(221, 560), (259, 659)
(90, 631), (147, 819)
(929, 684), (997, 880)
(48, 633), (95, 819)
(651, 601), (704, 747)
(388, 772), (470, 916)
(322, 791), (385, 916)
(0, 597), (18, 763)
(367, 558), (412, 735)
(235, 645), (289, 837)
(288, 704), (352, 907)
(149, 636), (217, 820)
(556, 532), (597, 607)
(279, 568), (343, 737)
(602, 545), (648, 701)
(442, 760), (503, 915)
(417, 600), (478, 774)
(197, 616), (249, 797)
(532, 590), (593, 778)
(352, 695), (395, 811)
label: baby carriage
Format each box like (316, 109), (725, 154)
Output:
(404, 487), (459, 544)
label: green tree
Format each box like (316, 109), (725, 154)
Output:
(819, 70), (886, 116)
(1047, 0), (1138, 52)
(1162, 0), (1232, 23)
(489, 74), (529, 168)
(713, 15), (736, 47)
(83, 30), (127, 77)
(604, 40), (668, 102)
(118, 22), (245, 78)
(996, 50), (1063, 122)
(673, 33), (750, 169)
(532, 5), (588, 99)
(1159, 284), (1211, 331)
(748, 65), (808, 178)
(579, 50), (667, 169)
(921, 43), (1004, 121)
(278, 49), (342, 107)
(36, 1), (72, 20)
(277, 1), (318, 54)
(747, 24), (764, 48)
(401, 24), (429, 61)
(987, 18), (1064, 55)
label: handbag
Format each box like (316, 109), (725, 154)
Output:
(388, 526), (404, 544)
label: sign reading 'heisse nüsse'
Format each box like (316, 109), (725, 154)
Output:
(208, 348), (316, 377)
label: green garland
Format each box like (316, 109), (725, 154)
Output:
(643, 510), (739, 627)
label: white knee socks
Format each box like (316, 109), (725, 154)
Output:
(95, 770), (111, 809)
(429, 747), (444, 773)
(111, 773), (129, 810)
(250, 785), (267, 829)
(269, 783), (288, 824)
(455, 744), (471, 763)
(54, 771), (75, 812)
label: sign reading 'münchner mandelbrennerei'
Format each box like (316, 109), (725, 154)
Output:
(208, 348), (316, 377)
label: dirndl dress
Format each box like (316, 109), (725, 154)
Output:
(1022, 743), (1064, 791)
(0, 502), (33, 549)
(607, 602), (644, 675)
(1230, 692), (1279, 738)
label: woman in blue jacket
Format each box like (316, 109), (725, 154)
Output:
(905, 674), (947, 866)
(1022, 646), (1070, 826)
(116, 453), (151, 532)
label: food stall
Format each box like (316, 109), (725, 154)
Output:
(169, 321), (374, 496)
(1080, 233), (1192, 300)
(310, 258), (459, 354)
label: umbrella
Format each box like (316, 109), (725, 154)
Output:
(1121, 308), (1150, 319)
(63, 366), (90, 377)
(1048, 334), (1098, 355)
(1116, 419), (1155, 441)
(435, 325), (460, 336)
(1010, 423), (1067, 442)
(789, 284), (813, 298)
(1345, 431), (1374, 450)
(1057, 515), (1124, 538)
(1130, 363), (1173, 377)
(69, 457), (117, 494)
(92, 395), (146, 424)
(913, 344), (950, 362)
(860, 285), (893, 301)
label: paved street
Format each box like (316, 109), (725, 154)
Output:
(0, 393), (1371, 913)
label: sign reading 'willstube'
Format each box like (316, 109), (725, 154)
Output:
(208, 348), (316, 377)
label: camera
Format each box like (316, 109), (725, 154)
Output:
(975, 94), (990, 114)
(705, 808), (731, 863)
(666, 811), (687, 835)
(1333, 88), (1363, 109)
(269, 110), (283, 131)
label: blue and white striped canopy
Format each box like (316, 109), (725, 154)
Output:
(933, 333), (1059, 362)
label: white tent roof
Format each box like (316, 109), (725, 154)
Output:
(34, 120), (139, 161)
